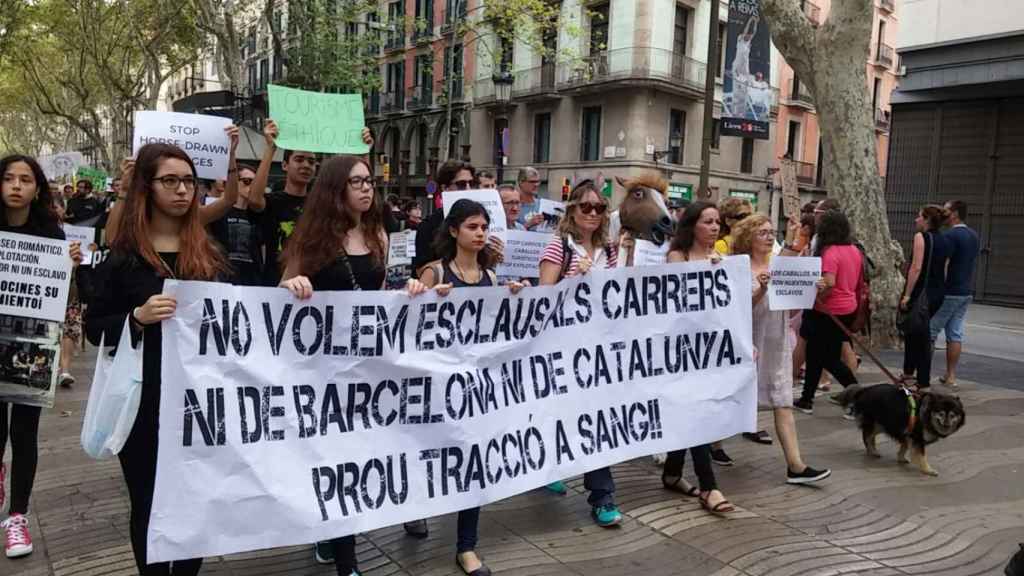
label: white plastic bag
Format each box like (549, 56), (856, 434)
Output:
(80, 318), (143, 459)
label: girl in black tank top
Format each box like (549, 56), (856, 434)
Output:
(405, 199), (525, 576)
(278, 155), (387, 576)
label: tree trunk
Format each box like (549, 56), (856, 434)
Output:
(760, 0), (904, 347)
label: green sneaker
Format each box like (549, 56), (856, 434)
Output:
(545, 481), (568, 495)
(592, 504), (622, 527)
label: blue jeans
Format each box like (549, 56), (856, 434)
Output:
(457, 508), (480, 553)
(584, 467), (616, 508)
(930, 295), (972, 343)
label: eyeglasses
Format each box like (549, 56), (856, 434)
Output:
(756, 229), (776, 238)
(451, 179), (474, 190)
(239, 177), (254, 186)
(576, 202), (607, 215)
(152, 175), (196, 191)
(347, 176), (374, 188)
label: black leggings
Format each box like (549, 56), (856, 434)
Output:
(332, 535), (357, 574)
(662, 445), (717, 491)
(119, 387), (202, 576)
(902, 301), (942, 388)
(800, 310), (858, 402)
(0, 402), (41, 515)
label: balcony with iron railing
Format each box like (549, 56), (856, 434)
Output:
(802, 0), (822, 26)
(412, 13), (434, 43)
(879, 0), (894, 12)
(874, 42), (894, 68)
(795, 160), (818, 185)
(384, 32), (405, 51)
(512, 62), (559, 100)
(408, 84), (433, 110)
(558, 47), (706, 98)
(875, 108), (891, 131)
(381, 92), (404, 114)
(785, 77), (815, 109)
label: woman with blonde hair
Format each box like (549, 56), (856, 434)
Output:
(537, 178), (623, 527)
(731, 214), (831, 484)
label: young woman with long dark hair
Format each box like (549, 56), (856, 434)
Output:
(85, 134), (237, 574)
(793, 210), (863, 414)
(278, 154), (386, 575)
(536, 179), (624, 526)
(899, 204), (949, 388)
(405, 199), (526, 576)
(0, 154), (83, 558)
(658, 201), (734, 515)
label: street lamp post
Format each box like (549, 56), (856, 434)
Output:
(493, 72), (514, 183)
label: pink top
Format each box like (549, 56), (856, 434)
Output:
(816, 244), (863, 315)
(541, 236), (618, 277)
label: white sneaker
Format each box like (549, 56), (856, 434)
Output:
(59, 373), (75, 387)
(2, 513), (34, 558)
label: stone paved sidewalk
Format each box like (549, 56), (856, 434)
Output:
(3, 346), (1022, 576)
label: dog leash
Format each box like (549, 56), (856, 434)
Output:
(827, 314), (902, 386)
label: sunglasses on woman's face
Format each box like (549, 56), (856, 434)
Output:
(239, 177), (254, 186)
(576, 202), (607, 215)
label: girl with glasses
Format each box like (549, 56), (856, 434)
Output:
(85, 134), (238, 575)
(536, 179), (623, 527)
(278, 155), (387, 576)
(0, 154), (83, 559)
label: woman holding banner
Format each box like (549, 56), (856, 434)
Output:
(0, 154), (83, 558)
(659, 201), (735, 514)
(278, 154), (387, 576)
(536, 179), (625, 527)
(84, 134), (238, 574)
(730, 214), (832, 485)
(405, 198), (527, 576)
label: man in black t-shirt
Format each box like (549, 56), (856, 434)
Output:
(412, 160), (477, 275)
(66, 180), (106, 225)
(209, 164), (266, 285)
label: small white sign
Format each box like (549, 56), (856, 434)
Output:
(441, 189), (508, 242)
(0, 232), (74, 323)
(387, 230), (416, 266)
(496, 230), (552, 279)
(603, 146), (617, 159)
(768, 256), (822, 311)
(62, 225), (96, 265)
(133, 111), (233, 180)
(632, 239), (671, 267)
(39, 152), (85, 180)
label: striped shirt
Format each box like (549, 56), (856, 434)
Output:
(541, 236), (618, 278)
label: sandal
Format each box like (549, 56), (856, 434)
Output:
(938, 376), (958, 388)
(699, 491), (735, 515)
(661, 475), (700, 497)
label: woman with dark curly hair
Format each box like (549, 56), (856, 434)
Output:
(793, 210), (863, 414)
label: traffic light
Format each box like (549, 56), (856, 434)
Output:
(561, 178), (571, 201)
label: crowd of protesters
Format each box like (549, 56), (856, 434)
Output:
(0, 121), (983, 575)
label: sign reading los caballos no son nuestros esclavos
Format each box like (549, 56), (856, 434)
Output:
(148, 258), (757, 563)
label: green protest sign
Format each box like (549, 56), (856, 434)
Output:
(268, 84), (369, 155)
(76, 166), (108, 192)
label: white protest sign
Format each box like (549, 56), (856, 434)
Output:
(0, 232), (73, 323)
(150, 258), (756, 562)
(387, 230), (416, 266)
(62, 224), (96, 265)
(496, 230), (552, 279)
(768, 256), (822, 311)
(39, 152), (85, 180)
(632, 239), (670, 267)
(133, 111), (232, 180)
(442, 189), (508, 241)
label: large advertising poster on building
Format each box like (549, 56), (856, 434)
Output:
(722, 0), (772, 139)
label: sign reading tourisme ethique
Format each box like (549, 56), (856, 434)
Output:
(268, 84), (370, 155)
(133, 111), (233, 180)
(768, 256), (822, 311)
(0, 232), (73, 323)
(149, 258), (757, 563)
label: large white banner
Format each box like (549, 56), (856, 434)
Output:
(151, 258), (756, 562)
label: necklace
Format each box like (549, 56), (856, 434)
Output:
(452, 259), (479, 284)
(158, 253), (177, 279)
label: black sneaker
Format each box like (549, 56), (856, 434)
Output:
(842, 406), (857, 421)
(403, 519), (428, 538)
(710, 448), (734, 466)
(787, 466), (832, 485)
(1006, 543), (1024, 576)
(793, 398), (814, 415)
(314, 540), (335, 565)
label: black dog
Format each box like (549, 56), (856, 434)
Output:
(836, 384), (965, 476)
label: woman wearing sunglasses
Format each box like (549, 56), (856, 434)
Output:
(208, 164), (266, 285)
(537, 179), (623, 527)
